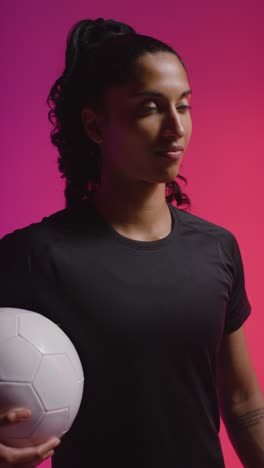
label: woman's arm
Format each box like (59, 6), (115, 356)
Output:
(217, 325), (264, 467)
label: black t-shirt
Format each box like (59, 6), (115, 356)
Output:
(0, 200), (251, 467)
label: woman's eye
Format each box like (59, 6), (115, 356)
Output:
(139, 104), (192, 114)
(142, 105), (157, 111)
(177, 105), (192, 112)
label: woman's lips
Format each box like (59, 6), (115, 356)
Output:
(156, 149), (183, 160)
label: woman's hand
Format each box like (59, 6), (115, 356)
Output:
(0, 408), (61, 467)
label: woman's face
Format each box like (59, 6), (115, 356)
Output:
(86, 52), (192, 185)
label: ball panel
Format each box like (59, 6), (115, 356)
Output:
(31, 408), (69, 444)
(19, 314), (71, 353)
(65, 349), (84, 381)
(33, 355), (78, 411)
(19, 314), (83, 380)
(0, 311), (18, 342)
(18, 314), (64, 354)
(4, 437), (33, 449)
(0, 383), (44, 439)
(0, 336), (41, 381)
(0, 307), (32, 343)
(67, 378), (85, 429)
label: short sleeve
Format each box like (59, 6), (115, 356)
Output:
(224, 234), (251, 334)
(0, 229), (33, 310)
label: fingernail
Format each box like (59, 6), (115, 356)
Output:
(8, 412), (16, 422)
(20, 409), (31, 419)
(44, 449), (55, 460)
(9, 408), (31, 422)
(53, 438), (61, 447)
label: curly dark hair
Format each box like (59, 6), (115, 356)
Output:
(47, 18), (191, 210)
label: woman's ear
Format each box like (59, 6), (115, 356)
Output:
(81, 107), (104, 144)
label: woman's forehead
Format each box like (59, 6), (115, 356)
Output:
(108, 61), (192, 101)
(108, 53), (190, 102)
(133, 52), (186, 80)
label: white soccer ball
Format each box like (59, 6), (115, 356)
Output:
(0, 307), (84, 448)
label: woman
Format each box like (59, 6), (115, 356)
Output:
(0, 18), (262, 468)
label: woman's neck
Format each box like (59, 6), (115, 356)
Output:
(91, 180), (172, 242)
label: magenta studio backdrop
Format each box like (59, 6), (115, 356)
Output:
(1, 1), (263, 467)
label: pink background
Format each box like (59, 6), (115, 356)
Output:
(1, 1), (263, 466)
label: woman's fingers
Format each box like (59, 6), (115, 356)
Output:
(0, 407), (60, 465)
(0, 408), (31, 425)
(0, 454), (54, 468)
(9, 450), (55, 468)
(0, 437), (60, 465)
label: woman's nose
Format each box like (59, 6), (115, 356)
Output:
(162, 112), (185, 138)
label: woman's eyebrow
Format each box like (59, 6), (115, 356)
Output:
(133, 89), (192, 98)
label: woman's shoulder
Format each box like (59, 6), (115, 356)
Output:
(0, 201), (93, 250)
(172, 205), (237, 252)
